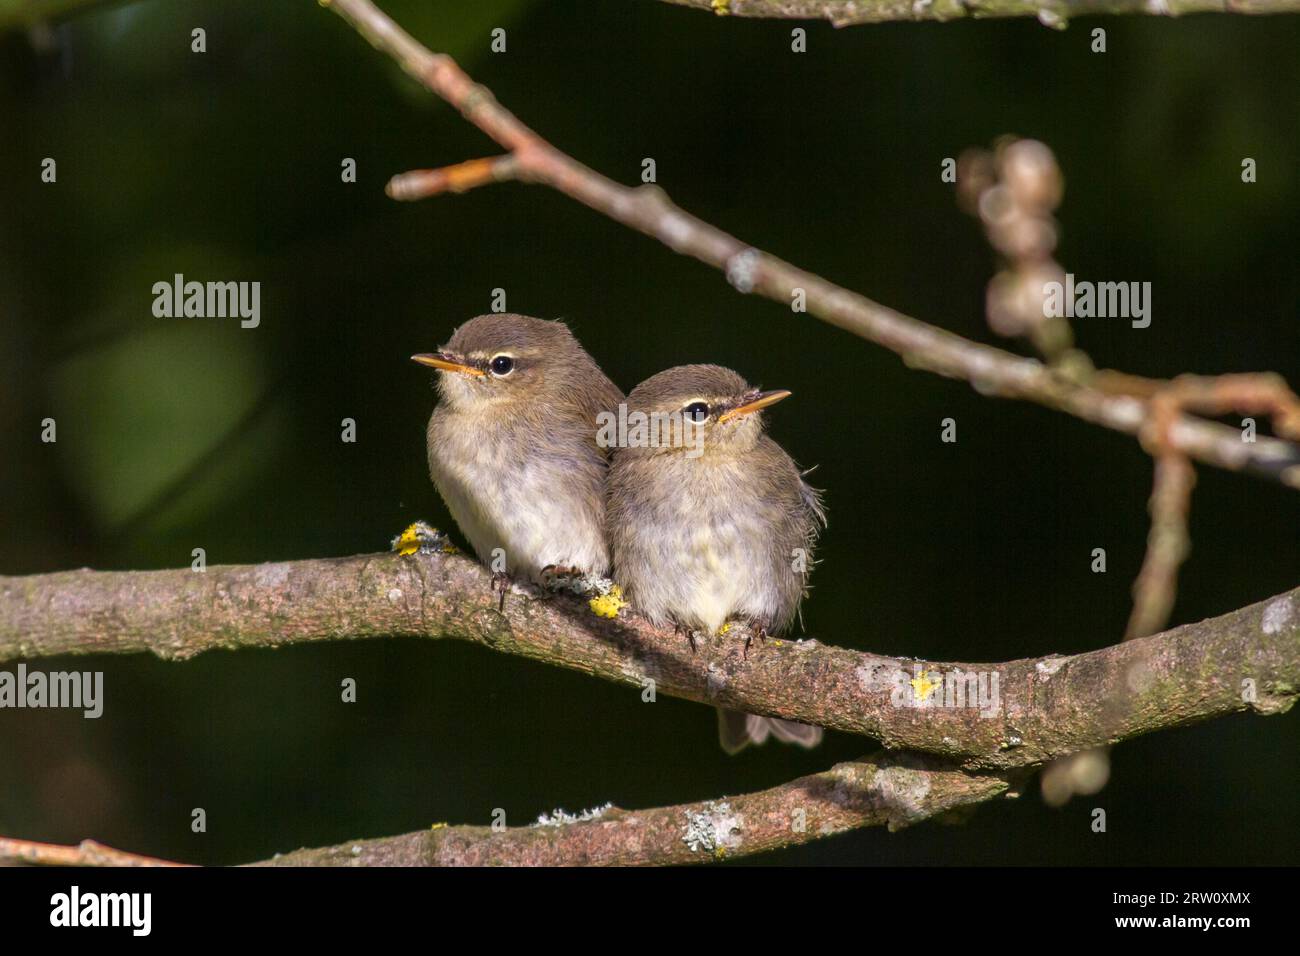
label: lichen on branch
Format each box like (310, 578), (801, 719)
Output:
(2, 550), (1296, 772)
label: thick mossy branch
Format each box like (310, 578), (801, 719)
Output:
(2, 551), (1295, 771)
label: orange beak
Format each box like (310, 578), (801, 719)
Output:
(411, 352), (485, 376)
(717, 389), (792, 423)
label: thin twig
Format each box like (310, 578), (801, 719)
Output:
(5, 0), (1300, 34)
(658, 0), (1300, 26)
(1126, 452), (1197, 639)
(1126, 397), (1198, 640)
(386, 155), (520, 200)
(0, 836), (188, 867)
(321, 0), (1300, 490)
(1125, 373), (1300, 638)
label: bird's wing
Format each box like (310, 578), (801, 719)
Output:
(799, 475), (827, 530)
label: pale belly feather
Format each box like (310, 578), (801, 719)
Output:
(429, 416), (608, 580)
(632, 494), (783, 634)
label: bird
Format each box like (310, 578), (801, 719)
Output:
(412, 314), (624, 603)
(605, 364), (826, 754)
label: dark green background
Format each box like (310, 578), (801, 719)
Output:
(2, 0), (1297, 865)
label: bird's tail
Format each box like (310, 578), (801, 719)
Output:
(717, 708), (823, 755)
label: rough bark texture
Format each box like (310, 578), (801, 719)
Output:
(254, 753), (1012, 866)
(661, 0), (1300, 25)
(3, 551), (1296, 771)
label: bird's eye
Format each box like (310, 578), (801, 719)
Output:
(683, 401), (710, 423)
(489, 355), (515, 376)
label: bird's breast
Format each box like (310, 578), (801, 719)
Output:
(617, 459), (791, 633)
(427, 411), (609, 579)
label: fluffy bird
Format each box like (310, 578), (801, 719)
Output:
(413, 314), (624, 593)
(605, 364), (826, 753)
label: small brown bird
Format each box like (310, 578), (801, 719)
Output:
(413, 314), (624, 593)
(605, 364), (826, 753)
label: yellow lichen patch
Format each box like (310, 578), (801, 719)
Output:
(910, 669), (939, 702)
(711, 0), (730, 14)
(589, 585), (628, 619)
(393, 523), (427, 556)
(430, 822), (448, 831)
(718, 622), (732, 635)
(392, 521), (449, 556)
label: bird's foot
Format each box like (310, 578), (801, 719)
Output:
(674, 623), (699, 654)
(490, 571), (512, 613)
(737, 619), (771, 660)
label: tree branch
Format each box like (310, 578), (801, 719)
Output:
(0, 836), (188, 867)
(658, 0), (1300, 26)
(321, 0), (1300, 490)
(0, 754), (1012, 867)
(253, 753), (1012, 866)
(4, 551), (1296, 771)
(6, 0), (1298, 35)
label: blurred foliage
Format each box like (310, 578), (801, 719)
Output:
(1, 0), (1297, 864)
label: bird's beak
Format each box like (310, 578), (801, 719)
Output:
(718, 389), (792, 422)
(411, 352), (485, 376)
